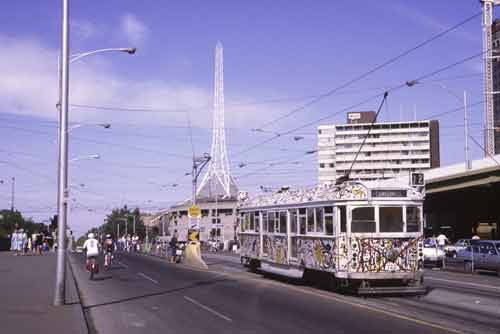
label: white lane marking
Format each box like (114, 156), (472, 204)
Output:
(426, 276), (500, 291)
(116, 260), (128, 269)
(184, 296), (232, 322)
(138, 272), (159, 284)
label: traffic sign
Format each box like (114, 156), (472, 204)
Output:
(188, 205), (201, 218)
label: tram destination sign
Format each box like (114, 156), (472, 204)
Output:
(371, 189), (407, 198)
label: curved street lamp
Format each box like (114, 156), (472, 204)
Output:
(54, 35), (137, 304)
(406, 79), (471, 170)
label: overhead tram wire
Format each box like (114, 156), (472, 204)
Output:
(234, 50), (485, 158)
(256, 12), (481, 129)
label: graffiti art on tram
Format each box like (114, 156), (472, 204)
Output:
(268, 236), (288, 264)
(350, 237), (420, 272)
(297, 238), (336, 271)
(240, 235), (259, 258)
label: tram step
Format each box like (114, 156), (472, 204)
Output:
(358, 285), (427, 296)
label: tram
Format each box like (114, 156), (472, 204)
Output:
(238, 180), (425, 295)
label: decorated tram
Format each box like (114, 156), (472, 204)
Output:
(238, 180), (426, 295)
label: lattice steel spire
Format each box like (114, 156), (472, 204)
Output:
(197, 42), (238, 199)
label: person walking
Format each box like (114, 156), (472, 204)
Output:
(37, 232), (44, 255)
(21, 229), (28, 255)
(436, 233), (448, 251)
(10, 229), (17, 253)
(169, 230), (179, 263)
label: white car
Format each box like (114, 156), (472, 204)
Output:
(445, 239), (471, 257)
(422, 238), (444, 266)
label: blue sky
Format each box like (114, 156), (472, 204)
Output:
(0, 0), (492, 236)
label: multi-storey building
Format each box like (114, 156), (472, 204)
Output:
(167, 199), (238, 246)
(318, 112), (440, 184)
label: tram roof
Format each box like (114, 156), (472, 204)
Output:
(240, 179), (423, 210)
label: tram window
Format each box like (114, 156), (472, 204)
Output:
(324, 206), (333, 214)
(406, 207), (421, 232)
(254, 212), (260, 232)
(275, 212), (280, 232)
(299, 216), (307, 235)
(379, 207), (403, 232)
(290, 210), (297, 234)
(307, 208), (315, 233)
(315, 207), (324, 233)
(339, 206), (347, 232)
(299, 208), (306, 215)
(242, 214), (249, 232)
(262, 212), (268, 232)
(279, 212), (287, 233)
(351, 207), (375, 233)
(268, 212), (275, 233)
(325, 215), (334, 235)
(249, 212), (255, 231)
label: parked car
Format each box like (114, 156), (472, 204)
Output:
(445, 239), (472, 257)
(422, 238), (444, 266)
(456, 240), (500, 276)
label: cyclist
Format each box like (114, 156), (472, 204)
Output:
(103, 234), (114, 269)
(82, 233), (99, 271)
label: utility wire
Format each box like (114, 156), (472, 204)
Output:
(235, 51), (484, 157)
(257, 12), (481, 129)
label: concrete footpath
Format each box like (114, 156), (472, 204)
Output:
(0, 252), (87, 334)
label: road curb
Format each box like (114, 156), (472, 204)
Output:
(68, 254), (98, 334)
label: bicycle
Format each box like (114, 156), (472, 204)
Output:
(104, 251), (113, 270)
(87, 256), (98, 280)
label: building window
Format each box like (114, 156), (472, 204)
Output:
(319, 163), (325, 168)
(329, 163), (335, 168)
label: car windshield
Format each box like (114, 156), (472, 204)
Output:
(424, 239), (436, 247)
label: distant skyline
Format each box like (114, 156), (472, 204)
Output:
(0, 1), (493, 236)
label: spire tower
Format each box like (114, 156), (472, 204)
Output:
(197, 42), (238, 199)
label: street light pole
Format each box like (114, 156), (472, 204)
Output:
(464, 91), (472, 170)
(406, 80), (472, 170)
(53, 2), (136, 306)
(54, 0), (70, 306)
(10, 177), (15, 212)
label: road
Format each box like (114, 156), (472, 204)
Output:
(69, 252), (500, 334)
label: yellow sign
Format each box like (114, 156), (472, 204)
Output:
(188, 205), (201, 218)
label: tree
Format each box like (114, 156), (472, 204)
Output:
(0, 209), (48, 238)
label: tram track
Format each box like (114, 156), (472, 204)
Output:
(371, 295), (500, 334)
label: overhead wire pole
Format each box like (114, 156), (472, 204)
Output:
(54, 0), (69, 306)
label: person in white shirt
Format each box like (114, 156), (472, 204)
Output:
(82, 233), (100, 268)
(436, 233), (448, 250)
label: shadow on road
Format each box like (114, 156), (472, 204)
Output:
(83, 277), (232, 310)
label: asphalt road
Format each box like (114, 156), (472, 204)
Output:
(69, 252), (500, 334)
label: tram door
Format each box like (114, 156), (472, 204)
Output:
(337, 205), (349, 271)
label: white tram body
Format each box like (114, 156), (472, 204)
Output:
(238, 180), (425, 295)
